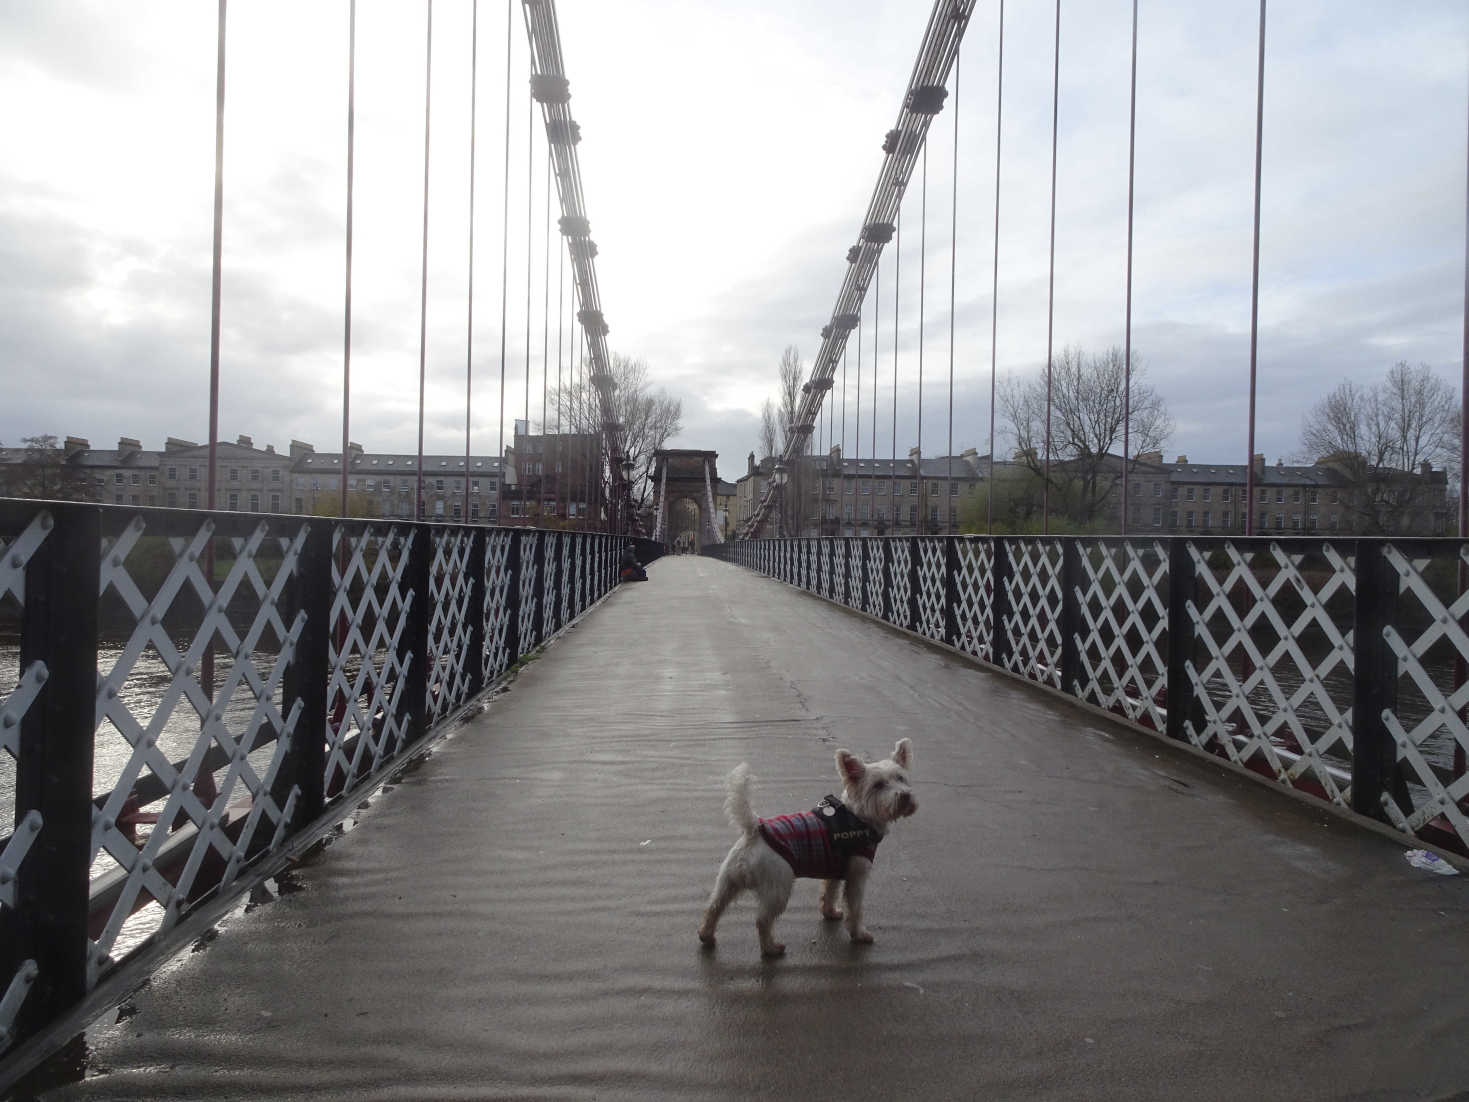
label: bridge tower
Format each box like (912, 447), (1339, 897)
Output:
(650, 450), (722, 552)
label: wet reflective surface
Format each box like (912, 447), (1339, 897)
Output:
(22, 557), (1469, 1099)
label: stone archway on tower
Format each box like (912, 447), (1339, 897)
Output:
(650, 450), (722, 552)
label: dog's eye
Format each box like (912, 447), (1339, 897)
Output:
(872, 780), (886, 790)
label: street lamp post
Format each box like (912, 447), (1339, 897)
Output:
(772, 461), (788, 539)
(619, 456), (634, 535)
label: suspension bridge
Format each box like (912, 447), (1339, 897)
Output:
(3, 0), (1469, 1096)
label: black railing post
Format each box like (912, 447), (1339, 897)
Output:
(944, 536), (960, 646)
(1165, 537), (1198, 744)
(532, 531), (548, 648)
(467, 527), (486, 698)
(13, 504), (99, 1042)
(1351, 539), (1399, 820)
(400, 522), (433, 745)
(277, 517), (330, 830)
(504, 529), (524, 666)
(909, 535), (921, 630)
(1060, 539), (1083, 697)
(991, 536), (1012, 669)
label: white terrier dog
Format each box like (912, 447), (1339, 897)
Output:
(698, 739), (916, 957)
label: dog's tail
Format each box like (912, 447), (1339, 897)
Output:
(724, 763), (760, 837)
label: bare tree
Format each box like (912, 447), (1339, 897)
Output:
(759, 399), (778, 460)
(549, 352), (681, 515)
(777, 345), (804, 453)
(1000, 346), (1172, 526)
(1301, 361), (1455, 534)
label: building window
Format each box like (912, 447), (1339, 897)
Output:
(1275, 512), (1285, 528)
(1258, 510), (1267, 529)
(1219, 511), (1230, 528)
(1329, 512), (1339, 529)
(167, 466), (178, 481)
(1202, 510), (1211, 528)
(1185, 511), (1195, 529)
(129, 494), (140, 506)
(487, 503), (499, 519)
(228, 492), (239, 510)
(114, 472), (124, 485)
(908, 504), (917, 525)
(471, 480), (479, 493)
(294, 497), (304, 512)
(272, 469), (281, 482)
(1275, 488), (1284, 503)
(1222, 487), (1231, 502)
(929, 506), (939, 528)
(845, 481), (853, 495)
(470, 504), (479, 520)
(1152, 482), (1161, 497)
(131, 473), (140, 485)
(1169, 510), (1179, 527)
(949, 507), (957, 525)
(890, 481), (900, 496)
(1185, 487), (1195, 502)
(113, 493), (124, 505)
(452, 504), (462, 520)
(270, 494), (281, 511)
(949, 481), (958, 496)
(1202, 487), (1212, 502)
(1307, 512), (1317, 530)
(1170, 486), (1179, 500)
(188, 490), (200, 508)
(188, 466), (200, 481)
(1152, 506), (1162, 527)
(843, 503), (853, 521)
(167, 491), (178, 507)
(861, 481), (871, 495)
(250, 468), (262, 483)
(230, 468), (240, 482)
(249, 493), (259, 511)
(510, 502), (524, 517)
(859, 503), (870, 520)
(909, 481), (918, 496)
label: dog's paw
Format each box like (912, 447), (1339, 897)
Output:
(848, 928), (874, 945)
(697, 926), (716, 946)
(820, 906), (844, 921)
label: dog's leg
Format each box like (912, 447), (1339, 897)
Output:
(698, 857), (741, 945)
(842, 858), (875, 944)
(819, 878), (844, 920)
(754, 866), (794, 958)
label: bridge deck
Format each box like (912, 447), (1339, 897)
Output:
(45, 557), (1469, 1099)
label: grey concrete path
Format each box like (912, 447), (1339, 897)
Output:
(34, 556), (1469, 1100)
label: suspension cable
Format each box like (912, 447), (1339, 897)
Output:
(207, 0), (226, 517)
(947, 49), (960, 534)
(340, 0), (356, 519)
(542, 147), (551, 443)
(856, 282), (864, 531)
(1043, 0), (1060, 536)
(871, 244), (879, 526)
(524, 93), (533, 429)
(1245, 0), (1267, 536)
(892, 210), (900, 524)
(464, 0), (477, 524)
(415, 0), (433, 522)
(841, 341), (848, 530)
(556, 212), (564, 520)
(1122, 0), (1137, 536)
(918, 143), (928, 521)
(497, 0), (511, 468)
(988, 0), (1004, 534)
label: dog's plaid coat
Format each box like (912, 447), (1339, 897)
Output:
(757, 796), (881, 880)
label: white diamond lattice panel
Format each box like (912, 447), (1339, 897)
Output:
(1074, 541), (1167, 730)
(846, 539), (864, 609)
(428, 530), (474, 723)
(831, 540), (847, 605)
(519, 533), (541, 652)
(888, 541), (913, 627)
(1378, 544), (1469, 850)
(482, 531), (515, 682)
(952, 538), (993, 658)
(1005, 540), (1063, 687)
(865, 541), (886, 618)
(327, 524), (412, 793)
(916, 539), (947, 640)
(91, 514), (305, 986)
(1185, 540), (1355, 806)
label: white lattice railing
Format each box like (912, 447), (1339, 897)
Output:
(718, 533), (1469, 862)
(0, 499), (624, 1056)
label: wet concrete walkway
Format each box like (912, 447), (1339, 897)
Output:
(38, 556), (1469, 1099)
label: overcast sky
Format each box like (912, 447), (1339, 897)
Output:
(1, 0), (1465, 483)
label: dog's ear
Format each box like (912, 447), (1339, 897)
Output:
(892, 738), (913, 770)
(836, 749), (866, 785)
